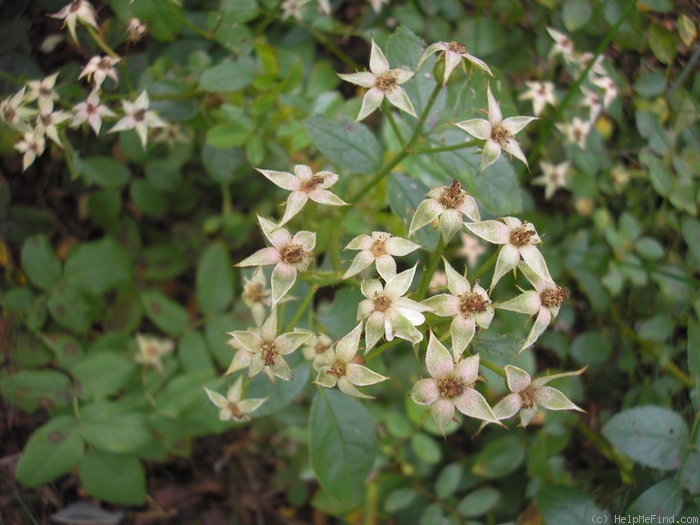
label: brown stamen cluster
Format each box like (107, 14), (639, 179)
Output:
(460, 292), (489, 315)
(302, 175), (325, 191)
(281, 243), (306, 264)
(491, 124), (513, 147)
(70, 0), (81, 12)
(133, 108), (146, 122)
(447, 41), (467, 54)
(315, 342), (329, 354)
(370, 236), (388, 257)
(540, 286), (569, 308)
(228, 402), (244, 419)
(243, 283), (269, 305)
(437, 376), (466, 399)
(328, 362), (346, 378)
(520, 386), (536, 408)
(439, 179), (465, 209)
(98, 58), (112, 70)
(260, 341), (278, 366)
(510, 223), (537, 247)
(373, 293), (392, 313)
(375, 71), (398, 92)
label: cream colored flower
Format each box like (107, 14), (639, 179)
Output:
(532, 161), (570, 200)
(343, 231), (420, 281)
(204, 376), (267, 422)
(416, 41), (492, 85)
(409, 180), (481, 242)
(518, 81), (556, 116)
(79, 55), (120, 89)
(109, 91), (166, 148)
(50, 0), (98, 42)
(135, 334), (174, 373)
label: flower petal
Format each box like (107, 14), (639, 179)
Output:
(271, 262), (297, 305)
(375, 254), (397, 281)
(520, 307), (552, 352)
(451, 315), (475, 358)
(411, 378), (439, 405)
(426, 332), (454, 378)
(337, 377), (373, 399)
(256, 168), (299, 191)
(534, 386), (583, 412)
(409, 198), (443, 236)
(279, 191), (308, 225)
(357, 88), (384, 121)
(431, 399), (456, 433)
(453, 389), (499, 424)
(386, 236), (421, 256)
(369, 40), (389, 74)
(465, 220), (511, 244)
(346, 363), (388, 386)
(342, 250), (375, 280)
(275, 331), (312, 355)
(479, 139), (501, 172)
(335, 323), (362, 362)
(337, 71), (376, 88)
(455, 118), (491, 140)
(491, 244), (521, 289)
(454, 354), (480, 384)
(385, 265), (417, 298)
(504, 365), (531, 393)
(519, 244), (552, 283)
(486, 84), (502, 125)
(496, 290), (541, 315)
(237, 247), (281, 267)
(502, 116), (537, 135)
(491, 393), (523, 420)
(385, 86), (417, 118)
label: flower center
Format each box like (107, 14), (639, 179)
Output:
(491, 124), (513, 147)
(437, 376), (467, 399)
(41, 114), (52, 126)
(447, 41), (467, 54)
(243, 283), (268, 305)
(540, 286), (569, 308)
(39, 85), (52, 98)
(375, 71), (397, 92)
(520, 386), (536, 408)
(460, 292), (489, 315)
(133, 108), (146, 122)
(260, 341), (278, 366)
(98, 58), (112, 70)
(280, 243), (306, 264)
(145, 343), (160, 358)
(301, 174), (325, 191)
(370, 236), (388, 257)
(373, 293), (392, 313)
(438, 179), (465, 209)
(328, 361), (346, 378)
(315, 342), (329, 354)
(4, 107), (16, 122)
(509, 223), (537, 247)
(70, 0), (81, 13)
(227, 402), (244, 419)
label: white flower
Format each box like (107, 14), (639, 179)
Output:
(241, 268), (272, 326)
(546, 27), (575, 62)
(357, 265), (429, 352)
(338, 39), (416, 121)
(281, 0), (310, 20)
(35, 109), (72, 146)
(14, 131), (46, 171)
(579, 87), (602, 121)
(591, 75), (618, 109)
(455, 84), (537, 172)
(518, 81), (556, 116)
(126, 18), (147, 43)
(409, 180), (481, 242)
(410, 332), (500, 434)
(50, 0), (99, 42)
(416, 41), (492, 85)
(204, 376), (267, 422)
(26, 73), (60, 113)
(342, 231), (420, 281)
(71, 91), (115, 135)
(490, 365), (585, 427)
(79, 55), (120, 89)
(495, 262), (569, 352)
(466, 216), (551, 289)
(0, 87), (36, 132)
(109, 91), (166, 148)
(456, 232), (485, 268)
(301, 332), (333, 370)
(423, 258), (494, 359)
(556, 117), (591, 149)
(135, 334), (174, 373)
(237, 216), (315, 306)
(369, 0), (388, 12)
(532, 161), (570, 200)
(314, 323), (388, 398)
(256, 164), (347, 225)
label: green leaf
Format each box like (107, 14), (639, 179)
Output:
(87, 189), (122, 231)
(570, 331), (612, 368)
(21, 234), (62, 290)
(1, 370), (72, 413)
(383, 488), (418, 513)
(141, 290), (190, 337)
(640, 151), (672, 196)
(457, 487), (500, 517)
(411, 432), (442, 464)
(472, 434), (526, 479)
(178, 331), (215, 374)
(130, 179), (168, 218)
(206, 123), (253, 148)
(635, 236), (664, 260)
(385, 25), (423, 69)
(110, 0), (181, 41)
(688, 320), (700, 387)
(637, 114), (672, 156)
(202, 143), (247, 184)
(71, 352), (135, 400)
(79, 404), (151, 453)
(47, 283), (91, 333)
(602, 406), (689, 470)
(316, 287), (365, 339)
(196, 242), (234, 316)
(49, 334), (84, 370)
(199, 60), (254, 92)
(16, 416), (84, 487)
(681, 217), (700, 262)
(388, 172), (439, 251)
(627, 478), (683, 517)
(649, 22), (677, 65)
(76, 156), (131, 189)
(563, 0), (592, 31)
(64, 238), (131, 295)
(79, 449), (146, 505)
(456, 17), (506, 56)
(305, 114), (382, 174)
(537, 484), (609, 525)
(309, 388), (377, 499)
(434, 463), (462, 499)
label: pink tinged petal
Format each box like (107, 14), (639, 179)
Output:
(275, 331), (312, 355)
(314, 170), (339, 188)
(454, 354), (480, 384)
(534, 386), (583, 412)
(502, 216), (522, 230)
(431, 399), (456, 433)
(458, 195), (480, 222)
(346, 234), (374, 251)
(451, 316), (475, 358)
(442, 50), (463, 85)
(466, 220), (511, 245)
(473, 306), (494, 329)
(502, 116), (537, 135)
(486, 84), (502, 125)
(453, 389), (499, 424)
(315, 368), (339, 388)
(375, 254), (397, 281)
(501, 138), (529, 168)
(385, 265), (416, 297)
(385, 87), (417, 118)
(364, 312), (385, 352)
(343, 250), (376, 280)
(238, 397), (267, 415)
(520, 307), (552, 352)
(369, 40), (389, 74)
(256, 168), (300, 190)
(531, 367), (587, 388)
(455, 118), (491, 140)
(409, 199), (444, 236)
(346, 363), (388, 386)
(357, 88), (384, 121)
(426, 332), (454, 378)
(491, 393), (523, 420)
(335, 323), (363, 363)
(519, 245), (552, 282)
(386, 236), (421, 256)
(361, 279), (384, 300)
(439, 210), (463, 243)
(292, 230), (316, 250)
(411, 378), (440, 405)
(357, 299), (374, 320)
(279, 191), (309, 225)
(520, 407), (538, 427)
(497, 290), (541, 315)
(337, 71), (376, 88)
(271, 263), (297, 306)
(504, 365), (531, 393)
(491, 244), (521, 289)
(204, 387), (228, 410)
(308, 189), (347, 206)
(479, 139), (502, 172)
(337, 377), (373, 399)
(271, 357), (292, 381)
(443, 258), (471, 297)
(293, 164), (313, 182)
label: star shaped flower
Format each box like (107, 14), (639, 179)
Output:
(35, 109), (72, 146)
(241, 268), (272, 326)
(556, 117), (591, 149)
(457, 232), (485, 268)
(518, 81), (556, 117)
(26, 73), (60, 113)
(357, 265), (429, 352)
(455, 84), (537, 172)
(490, 365), (585, 427)
(14, 131), (46, 171)
(409, 180), (481, 242)
(256, 164), (347, 225)
(338, 39), (416, 121)
(314, 323), (388, 398)
(135, 334), (174, 373)
(410, 332), (500, 433)
(301, 332), (333, 371)
(342, 231), (420, 281)
(237, 217), (315, 306)
(109, 91), (166, 148)
(0, 87), (36, 132)
(50, 0), (99, 42)
(532, 160), (570, 200)
(423, 258), (494, 359)
(204, 376), (267, 422)
(71, 91), (115, 135)
(79, 55), (121, 90)
(495, 262), (569, 352)
(466, 216), (551, 289)
(417, 41), (492, 85)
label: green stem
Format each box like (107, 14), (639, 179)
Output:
(60, 132), (80, 180)
(85, 26), (120, 59)
(365, 339), (402, 362)
(412, 139), (478, 155)
(470, 247), (499, 284)
(284, 285), (317, 332)
(573, 418), (635, 483)
(221, 184), (232, 216)
(414, 237), (445, 300)
(383, 101), (406, 147)
(161, 0), (214, 40)
(480, 357), (506, 378)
